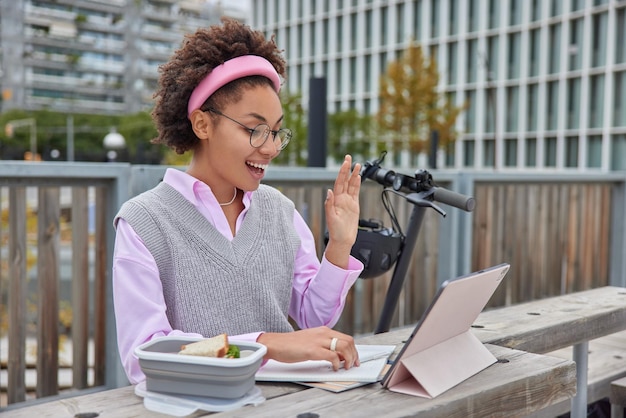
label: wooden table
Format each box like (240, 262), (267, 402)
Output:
(2, 329), (575, 418)
(471, 286), (626, 418)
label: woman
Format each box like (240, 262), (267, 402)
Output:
(112, 18), (364, 384)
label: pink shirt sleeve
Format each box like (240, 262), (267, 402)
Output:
(289, 210), (362, 329)
(112, 170), (363, 383)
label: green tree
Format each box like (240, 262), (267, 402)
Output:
(118, 111), (163, 163)
(378, 43), (465, 159)
(274, 91), (307, 166)
(328, 109), (375, 164)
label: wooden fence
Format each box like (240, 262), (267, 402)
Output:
(1, 162), (625, 408)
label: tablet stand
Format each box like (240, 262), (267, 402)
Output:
(384, 330), (496, 398)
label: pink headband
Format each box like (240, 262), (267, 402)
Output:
(187, 55), (281, 117)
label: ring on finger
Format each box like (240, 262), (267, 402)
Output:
(330, 337), (338, 352)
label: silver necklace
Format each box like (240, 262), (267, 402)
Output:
(219, 188), (238, 206)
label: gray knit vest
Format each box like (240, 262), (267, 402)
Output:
(116, 182), (300, 336)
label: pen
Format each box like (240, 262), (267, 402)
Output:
(338, 352), (391, 369)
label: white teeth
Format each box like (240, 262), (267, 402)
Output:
(247, 162), (268, 170)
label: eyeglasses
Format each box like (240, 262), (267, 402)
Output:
(206, 108), (292, 151)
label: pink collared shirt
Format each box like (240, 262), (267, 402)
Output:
(112, 168), (363, 383)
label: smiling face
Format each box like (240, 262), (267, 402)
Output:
(186, 84), (285, 201)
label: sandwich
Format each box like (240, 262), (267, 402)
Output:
(178, 333), (240, 358)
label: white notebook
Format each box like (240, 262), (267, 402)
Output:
(255, 344), (395, 383)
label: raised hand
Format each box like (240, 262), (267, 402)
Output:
(324, 154), (361, 269)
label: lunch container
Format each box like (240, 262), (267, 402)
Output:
(135, 336), (267, 399)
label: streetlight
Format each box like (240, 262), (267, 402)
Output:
(103, 127), (125, 162)
(5, 118), (37, 161)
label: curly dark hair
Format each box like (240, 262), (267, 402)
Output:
(151, 18), (286, 154)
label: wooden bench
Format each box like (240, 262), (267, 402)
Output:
(472, 287), (626, 418)
(526, 330), (626, 417)
(611, 376), (626, 418)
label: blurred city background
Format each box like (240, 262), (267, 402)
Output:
(2, 0), (626, 411)
(0, 0), (624, 170)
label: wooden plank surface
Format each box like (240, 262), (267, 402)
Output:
(7, 187), (27, 404)
(0, 344), (575, 418)
(36, 187), (60, 398)
(472, 286), (626, 353)
(71, 187), (89, 389)
(527, 330), (626, 417)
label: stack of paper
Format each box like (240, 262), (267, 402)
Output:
(255, 345), (395, 392)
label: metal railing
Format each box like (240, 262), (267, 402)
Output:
(1, 161), (625, 408)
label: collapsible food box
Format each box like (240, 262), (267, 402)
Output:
(135, 336), (267, 399)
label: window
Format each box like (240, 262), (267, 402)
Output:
(589, 75), (605, 128)
(569, 18), (583, 71)
(297, 24), (303, 58)
(508, 32), (521, 79)
(485, 88), (496, 132)
(310, 22), (316, 56)
(549, 24), (561, 74)
(612, 134), (626, 170)
(526, 138), (537, 167)
(567, 78), (581, 129)
(350, 57), (357, 94)
(487, 36), (499, 80)
(413, 0), (422, 41)
(445, 142), (456, 167)
(465, 90), (477, 132)
(430, 0), (441, 38)
(483, 139), (495, 167)
(396, 3), (405, 43)
(448, 0), (458, 35)
(544, 137), (557, 167)
(365, 11), (372, 48)
(468, 0), (479, 32)
(379, 52), (387, 76)
(550, 0), (561, 17)
(505, 139), (517, 167)
(463, 140), (475, 167)
(337, 17), (344, 53)
(531, 0), (541, 21)
(350, 14), (358, 49)
(571, 0), (585, 12)
(547, 81), (559, 130)
(509, 0), (521, 26)
(617, 8), (626, 64)
(527, 84), (538, 131)
(488, 0), (499, 29)
(323, 19), (329, 54)
(615, 71), (626, 127)
(591, 13), (607, 67)
(505, 87), (519, 132)
(565, 136), (578, 168)
(587, 135), (602, 168)
(447, 42), (458, 85)
(381, 7), (388, 45)
(335, 60), (342, 95)
(466, 39), (477, 83)
(364, 55), (371, 93)
(431, 0), (440, 38)
(528, 29), (540, 77)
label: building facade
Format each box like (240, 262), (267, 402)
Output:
(0, 0), (246, 116)
(251, 0), (626, 171)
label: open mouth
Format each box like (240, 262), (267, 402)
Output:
(246, 161), (268, 175)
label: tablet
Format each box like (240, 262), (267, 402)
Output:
(381, 263), (510, 398)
